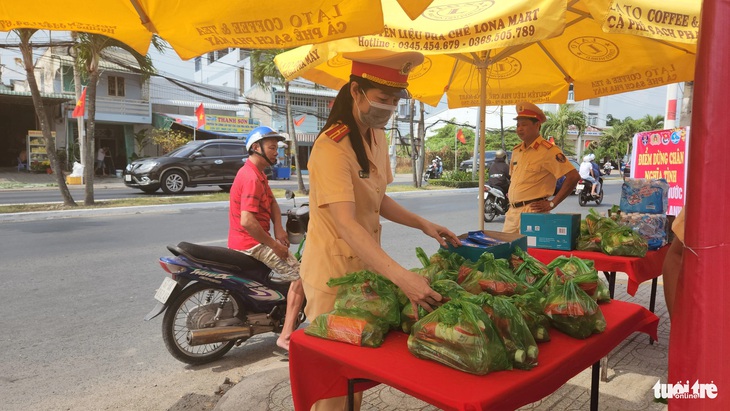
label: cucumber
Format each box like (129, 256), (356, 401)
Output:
(536, 327), (547, 341)
(514, 349), (526, 363)
(527, 345), (539, 359)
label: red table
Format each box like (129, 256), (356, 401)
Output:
(289, 301), (658, 411)
(527, 246), (669, 313)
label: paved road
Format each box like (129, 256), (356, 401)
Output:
(0, 187), (622, 411)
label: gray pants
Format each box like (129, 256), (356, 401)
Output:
(238, 243), (300, 282)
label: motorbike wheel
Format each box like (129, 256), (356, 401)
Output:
(423, 172), (429, 182)
(578, 192), (588, 206)
(162, 283), (242, 365)
(483, 198), (497, 222)
(595, 189), (604, 205)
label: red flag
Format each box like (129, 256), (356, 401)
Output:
(294, 115), (306, 126)
(72, 87), (86, 118)
(456, 129), (466, 144)
(327, 99), (334, 109)
(584, 140), (591, 148)
(548, 136), (555, 144)
(195, 103), (206, 128)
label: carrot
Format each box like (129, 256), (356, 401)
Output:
(325, 314), (368, 346)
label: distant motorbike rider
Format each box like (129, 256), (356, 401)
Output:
(487, 149), (510, 194)
(579, 155), (599, 197)
(589, 154), (602, 194)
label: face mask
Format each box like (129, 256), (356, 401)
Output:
(356, 90), (397, 129)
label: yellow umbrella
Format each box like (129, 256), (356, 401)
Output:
(275, 0), (700, 228)
(0, 0), (434, 60)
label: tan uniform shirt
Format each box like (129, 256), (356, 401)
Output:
(300, 124), (393, 318)
(673, 208), (685, 243)
(508, 135), (575, 203)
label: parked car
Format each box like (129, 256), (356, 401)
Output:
(623, 161), (631, 178)
(554, 158), (581, 195)
(124, 139), (248, 194)
(459, 150), (513, 173)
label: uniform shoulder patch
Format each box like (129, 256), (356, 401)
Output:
(512, 142), (522, 150)
(541, 140), (553, 149)
(324, 123), (349, 143)
(555, 153), (567, 163)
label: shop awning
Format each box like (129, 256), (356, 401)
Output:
(153, 113), (248, 139)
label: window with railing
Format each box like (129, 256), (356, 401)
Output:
(194, 57), (202, 72)
(108, 76), (125, 97)
(274, 93), (329, 130)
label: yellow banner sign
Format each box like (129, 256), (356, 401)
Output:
(203, 115), (260, 134)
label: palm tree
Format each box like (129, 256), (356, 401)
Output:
(249, 49), (306, 194)
(541, 104), (587, 150)
(73, 33), (162, 205)
(16, 29), (76, 206)
(640, 114), (664, 131)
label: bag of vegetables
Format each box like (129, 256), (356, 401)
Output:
(463, 294), (539, 370)
(544, 281), (607, 339)
(511, 246), (550, 286)
(400, 279), (471, 333)
(460, 253), (530, 296)
(600, 226), (648, 257)
(305, 308), (389, 347)
(408, 300), (511, 375)
(327, 271), (401, 329)
(510, 292), (551, 342)
(547, 257), (599, 297)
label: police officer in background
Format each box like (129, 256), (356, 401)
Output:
(486, 149), (510, 195)
(503, 102), (581, 233)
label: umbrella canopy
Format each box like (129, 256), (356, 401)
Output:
(276, 0), (698, 107)
(0, 0), (434, 60)
(274, 0), (700, 228)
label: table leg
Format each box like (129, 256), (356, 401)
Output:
(347, 378), (372, 411)
(648, 277), (658, 344)
(603, 271), (616, 299)
(600, 356), (608, 382)
(591, 361), (600, 411)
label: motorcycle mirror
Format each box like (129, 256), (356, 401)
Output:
(285, 190), (295, 200)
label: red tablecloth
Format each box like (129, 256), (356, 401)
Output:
(527, 246), (669, 296)
(289, 301), (658, 411)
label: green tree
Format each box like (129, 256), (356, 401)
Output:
(594, 117), (644, 166)
(250, 49), (306, 194)
(541, 105), (587, 150)
(73, 33), (163, 205)
(640, 114), (664, 131)
(16, 29), (76, 206)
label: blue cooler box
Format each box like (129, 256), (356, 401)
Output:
(520, 213), (581, 251)
(444, 230), (527, 262)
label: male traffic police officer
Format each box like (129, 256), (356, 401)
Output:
(502, 102), (581, 233)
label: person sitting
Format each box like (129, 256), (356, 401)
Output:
(589, 154), (602, 194)
(579, 155), (598, 196)
(486, 149), (510, 195)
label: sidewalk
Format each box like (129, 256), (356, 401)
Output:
(215, 280), (670, 411)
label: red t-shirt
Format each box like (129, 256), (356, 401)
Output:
(228, 160), (274, 250)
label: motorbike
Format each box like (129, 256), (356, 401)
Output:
(423, 157), (443, 181)
(603, 162), (614, 175)
(144, 190), (308, 365)
(576, 177), (604, 206)
(482, 184), (510, 222)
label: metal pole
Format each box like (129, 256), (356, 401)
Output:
(478, 65), (487, 231)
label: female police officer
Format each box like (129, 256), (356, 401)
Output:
(300, 49), (461, 410)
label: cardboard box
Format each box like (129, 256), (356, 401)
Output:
(444, 230), (527, 262)
(66, 176), (82, 185)
(520, 213), (581, 251)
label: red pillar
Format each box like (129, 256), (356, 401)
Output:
(668, 0), (730, 408)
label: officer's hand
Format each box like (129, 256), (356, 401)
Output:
(397, 270), (442, 318)
(422, 222), (462, 248)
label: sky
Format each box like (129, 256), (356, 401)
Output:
(1, 31), (673, 123)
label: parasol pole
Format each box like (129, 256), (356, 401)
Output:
(478, 63), (487, 231)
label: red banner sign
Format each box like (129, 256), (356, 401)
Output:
(631, 127), (689, 216)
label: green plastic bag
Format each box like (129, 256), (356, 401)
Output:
(510, 292), (551, 342)
(544, 281), (607, 339)
(327, 271), (401, 328)
(460, 253), (529, 296)
(400, 279), (471, 333)
(305, 308), (389, 347)
(600, 226), (648, 257)
(511, 246), (550, 286)
(408, 300), (511, 375)
(463, 294), (539, 370)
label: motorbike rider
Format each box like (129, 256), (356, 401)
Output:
(579, 155), (599, 197)
(486, 149), (510, 195)
(589, 154), (602, 194)
(228, 125), (305, 352)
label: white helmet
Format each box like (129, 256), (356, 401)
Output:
(583, 155), (591, 162)
(588, 153), (596, 161)
(246, 126), (286, 152)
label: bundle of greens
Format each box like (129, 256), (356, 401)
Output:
(400, 279), (471, 333)
(544, 281), (607, 339)
(463, 294), (539, 370)
(408, 300), (511, 375)
(416, 247), (464, 271)
(600, 226), (649, 257)
(576, 209), (620, 252)
(510, 292), (551, 342)
(460, 253), (529, 296)
(305, 308), (389, 347)
(327, 271), (401, 329)
(511, 246), (550, 286)
(547, 257), (600, 297)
